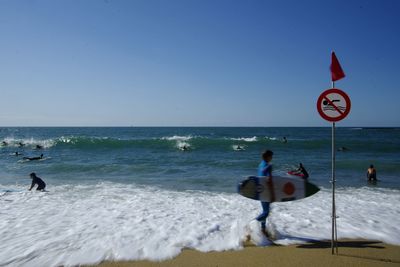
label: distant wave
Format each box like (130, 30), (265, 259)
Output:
(161, 135), (194, 141)
(0, 135), (337, 151)
(2, 133), (397, 154)
(230, 136), (258, 142)
(0, 137), (56, 148)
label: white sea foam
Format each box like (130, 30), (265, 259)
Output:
(161, 136), (194, 150)
(0, 184), (399, 267)
(162, 135), (193, 141)
(230, 136), (257, 142)
(176, 141), (191, 150)
(1, 137), (56, 149)
(232, 145), (246, 151)
(58, 136), (74, 144)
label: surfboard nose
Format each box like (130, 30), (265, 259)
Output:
(305, 182), (320, 197)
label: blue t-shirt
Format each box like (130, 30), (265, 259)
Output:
(258, 160), (272, 176)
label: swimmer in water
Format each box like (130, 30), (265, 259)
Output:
(235, 145), (244, 151)
(367, 164), (377, 181)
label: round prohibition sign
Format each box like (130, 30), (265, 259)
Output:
(317, 88), (351, 122)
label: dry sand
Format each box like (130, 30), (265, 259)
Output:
(92, 240), (400, 267)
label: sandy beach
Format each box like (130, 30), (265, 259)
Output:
(93, 240), (400, 267)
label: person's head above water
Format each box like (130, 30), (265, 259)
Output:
(30, 172), (37, 178)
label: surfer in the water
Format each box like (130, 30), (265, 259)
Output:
(296, 163), (309, 179)
(256, 150), (274, 237)
(235, 145), (244, 151)
(28, 172), (46, 191)
(35, 144), (44, 150)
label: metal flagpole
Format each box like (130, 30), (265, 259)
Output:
(331, 82), (338, 255)
(331, 122), (337, 254)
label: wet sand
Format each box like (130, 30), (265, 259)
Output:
(92, 239), (400, 267)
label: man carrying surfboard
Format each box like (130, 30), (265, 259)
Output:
(256, 150), (274, 236)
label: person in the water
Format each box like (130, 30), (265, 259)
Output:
(367, 164), (377, 181)
(28, 172), (46, 191)
(235, 145), (245, 151)
(296, 163), (309, 179)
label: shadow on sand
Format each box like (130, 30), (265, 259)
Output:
(296, 240), (385, 249)
(297, 240), (399, 264)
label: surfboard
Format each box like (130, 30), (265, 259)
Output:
(287, 171), (305, 177)
(237, 176), (320, 202)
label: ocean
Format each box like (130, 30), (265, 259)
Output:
(1, 127), (399, 266)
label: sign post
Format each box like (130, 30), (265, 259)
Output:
(317, 87), (351, 255)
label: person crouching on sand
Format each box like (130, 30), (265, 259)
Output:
(29, 172), (46, 191)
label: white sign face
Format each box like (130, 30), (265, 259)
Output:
(317, 88), (351, 122)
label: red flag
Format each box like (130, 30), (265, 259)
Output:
(330, 52), (345, 82)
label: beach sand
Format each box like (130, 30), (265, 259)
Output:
(92, 240), (400, 267)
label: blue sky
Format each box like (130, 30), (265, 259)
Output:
(0, 0), (399, 127)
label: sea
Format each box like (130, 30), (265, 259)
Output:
(0, 127), (399, 266)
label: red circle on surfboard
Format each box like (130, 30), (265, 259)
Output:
(283, 182), (295, 195)
(317, 88), (351, 122)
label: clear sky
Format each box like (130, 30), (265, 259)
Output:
(0, 0), (399, 127)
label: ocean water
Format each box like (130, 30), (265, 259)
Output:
(1, 127), (399, 266)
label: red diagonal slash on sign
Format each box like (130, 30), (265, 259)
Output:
(323, 96), (344, 115)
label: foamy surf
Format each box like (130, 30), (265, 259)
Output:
(0, 183), (399, 267)
(1, 137), (56, 149)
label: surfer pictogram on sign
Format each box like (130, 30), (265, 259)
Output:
(317, 88), (351, 122)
